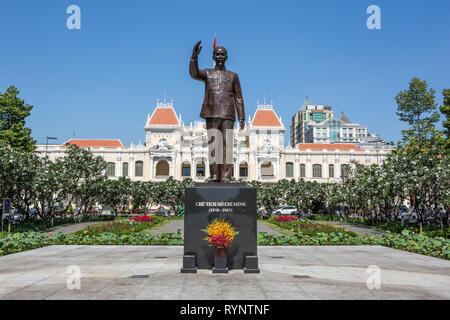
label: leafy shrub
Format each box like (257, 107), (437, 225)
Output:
(383, 230), (450, 259)
(257, 232), (380, 246)
(0, 230), (184, 256)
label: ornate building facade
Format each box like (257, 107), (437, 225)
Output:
(36, 101), (395, 184)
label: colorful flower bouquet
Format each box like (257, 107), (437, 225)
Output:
(203, 218), (239, 248)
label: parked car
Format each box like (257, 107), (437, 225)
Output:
(272, 206), (297, 216)
(12, 210), (24, 223)
(1, 205), (15, 221)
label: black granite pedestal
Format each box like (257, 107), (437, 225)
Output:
(181, 183), (259, 272)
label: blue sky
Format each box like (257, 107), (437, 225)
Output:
(1, 0), (449, 146)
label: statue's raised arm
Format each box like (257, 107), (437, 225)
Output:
(192, 41), (202, 59)
(189, 41), (206, 81)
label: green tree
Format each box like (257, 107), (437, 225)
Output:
(156, 177), (195, 213)
(440, 89), (450, 150)
(0, 86), (36, 152)
(0, 142), (40, 218)
(33, 159), (64, 219)
(395, 78), (440, 147)
(101, 177), (132, 215)
(57, 144), (107, 217)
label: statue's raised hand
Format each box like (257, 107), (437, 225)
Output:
(192, 41), (202, 59)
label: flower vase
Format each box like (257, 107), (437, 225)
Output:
(213, 247), (228, 273)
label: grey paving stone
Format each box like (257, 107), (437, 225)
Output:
(0, 245), (449, 300)
(264, 290), (311, 300)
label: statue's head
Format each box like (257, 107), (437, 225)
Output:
(213, 46), (228, 68)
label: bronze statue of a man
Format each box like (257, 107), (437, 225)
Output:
(189, 41), (245, 183)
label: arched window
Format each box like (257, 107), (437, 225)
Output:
(286, 162), (294, 178)
(182, 162), (191, 177)
(156, 161), (170, 176)
(313, 164), (322, 178)
(261, 162), (274, 177)
(196, 162), (205, 177)
(106, 162), (115, 177)
(300, 164), (306, 178)
(239, 163), (248, 178)
(122, 162), (128, 177)
(341, 164), (349, 179)
(329, 164), (334, 178)
(135, 161), (144, 177)
(356, 164), (364, 173)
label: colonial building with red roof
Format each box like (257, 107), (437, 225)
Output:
(35, 99), (394, 183)
(61, 139), (124, 149)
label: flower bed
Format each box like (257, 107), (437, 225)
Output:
(129, 215), (154, 223)
(1, 225), (448, 260)
(0, 231), (184, 256)
(274, 215), (299, 223)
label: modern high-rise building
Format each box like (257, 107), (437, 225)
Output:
(290, 97), (333, 146)
(304, 112), (368, 144)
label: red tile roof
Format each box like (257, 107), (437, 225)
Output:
(148, 107), (179, 125)
(62, 139), (124, 148)
(252, 109), (282, 127)
(299, 143), (361, 151)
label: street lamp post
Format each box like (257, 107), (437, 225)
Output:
(373, 138), (383, 166)
(45, 137), (58, 163)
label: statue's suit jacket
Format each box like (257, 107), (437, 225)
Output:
(190, 57), (245, 122)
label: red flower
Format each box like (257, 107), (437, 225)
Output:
(274, 215), (299, 222)
(129, 215), (154, 223)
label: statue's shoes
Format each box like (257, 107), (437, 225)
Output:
(221, 178), (231, 184)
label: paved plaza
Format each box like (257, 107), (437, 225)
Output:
(0, 245), (449, 300)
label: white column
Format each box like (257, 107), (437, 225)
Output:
(117, 160), (122, 177)
(255, 159), (259, 181)
(149, 156), (154, 180)
(336, 161), (340, 178)
(191, 160), (195, 179)
(275, 159), (280, 180)
(130, 160), (134, 179)
(335, 152), (340, 178)
(171, 157), (175, 177)
(323, 153), (328, 179)
(234, 158), (238, 178)
(295, 155), (299, 180)
(205, 158), (210, 177)
(307, 154), (311, 178)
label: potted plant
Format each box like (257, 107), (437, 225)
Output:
(203, 218), (239, 273)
